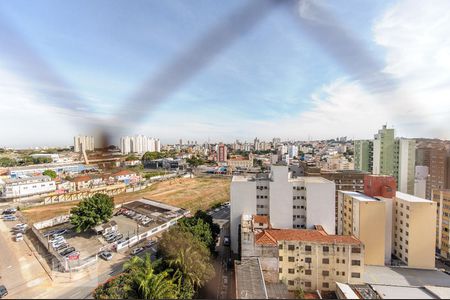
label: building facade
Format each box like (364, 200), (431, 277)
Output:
(394, 138), (416, 195)
(218, 143), (228, 162)
(392, 192), (436, 269)
(337, 191), (388, 266)
(416, 145), (449, 199)
(1, 176), (56, 198)
(372, 125), (395, 176)
(432, 190), (450, 259)
(230, 165), (335, 254)
(354, 140), (373, 173)
(74, 135), (95, 152)
(120, 135), (161, 154)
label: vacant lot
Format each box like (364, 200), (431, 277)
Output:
(115, 176), (230, 213)
(22, 176), (230, 223)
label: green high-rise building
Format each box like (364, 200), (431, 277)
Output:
(354, 140), (373, 173)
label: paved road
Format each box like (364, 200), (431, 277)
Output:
(0, 217), (51, 299)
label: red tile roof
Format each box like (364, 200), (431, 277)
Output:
(255, 228), (362, 246)
(253, 215), (270, 225)
(71, 175), (91, 183)
(113, 170), (135, 177)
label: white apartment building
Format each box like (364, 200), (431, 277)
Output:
(287, 145), (299, 159)
(1, 176), (56, 198)
(74, 135), (95, 152)
(414, 166), (429, 199)
(120, 135), (161, 154)
(395, 139), (416, 195)
(230, 165), (335, 254)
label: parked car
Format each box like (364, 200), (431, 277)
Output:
(131, 247), (144, 256)
(3, 215), (17, 221)
(112, 233), (123, 242)
(43, 230), (57, 237)
(145, 240), (157, 248)
(0, 285), (8, 298)
(59, 247), (75, 256)
(50, 235), (65, 243)
(15, 233), (23, 242)
(55, 243), (69, 251)
(2, 208), (16, 215)
(99, 251), (113, 261)
(106, 234), (119, 243)
(51, 229), (68, 238)
(15, 223), (27, 229)
(52, 240), (67, 249)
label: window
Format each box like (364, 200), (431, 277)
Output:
(305, 245), (312, 252)
(323, 246), (329, 252)
(342, 272), (345, 276)
(351, 260), (361, 266)
(351, 247), (361, 254)
(288, 245), (295, 251)
(279, 244), (283, 250)
(288, 269), (295, 274)
(336, 271), (340, 276)
(279, 268), (282, 273)
(342, 259), (345, 264)
(322, 271), (329, 276)
(305, 270), (312, 275)
(337, 247), (340, 252)
(288, 257), (295, 262)
(323, 282), (329, 288)
(279, 256), (283, 261)
(305, 257), (312, 263)
(336, 259), (340, 263)
(351, 273), (361, 278)
(322, 258), (329, 264)
(288, 280), (294, 286)
(304, 282), (311, 287)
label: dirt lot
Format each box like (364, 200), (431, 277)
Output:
(21, 176), (230, 224)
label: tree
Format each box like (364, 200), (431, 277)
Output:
(43, 169), (57, 179)
(194, 210), (220, 248)
(294, 287), (305, 299)
(178, 217), (214, 251)
(0, 157), (16, 167)
(123, 255), (178, 299)
(70, 193), (114, 233)
(158, 227), (215, 292)
(126, 154), (139, 161)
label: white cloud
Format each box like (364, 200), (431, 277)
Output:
(256, 0), (450, 140)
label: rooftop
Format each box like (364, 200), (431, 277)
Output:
(252, 215), (270, 225)
(364, 265), (450, 288)
(396, 191), (434, 203)
(255, 228), (362, 246)
(339, 191), (381, 202)
(4, 175), (52, 184)
(370, 285), (437, 299)
(235, 258), (267, 299)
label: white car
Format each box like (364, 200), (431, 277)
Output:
(99, 251), (113, 261)
(131, 247), (144, 256)
(15, 233), (23, 242)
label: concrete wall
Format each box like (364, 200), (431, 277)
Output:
(359, 201), (386, 266)
(269, 166), (293, 229)
(306, 180), (335, 234)
(230, 179), (256, 254)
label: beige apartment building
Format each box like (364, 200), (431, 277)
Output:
(337, 191), (388, 266)
(392, 192), (436, 269)
(240, 215), (364, 292)
(433, 190), (450, 259)
(274, 227), (364, 292)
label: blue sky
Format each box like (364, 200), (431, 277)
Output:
(0, 0), (449, 147)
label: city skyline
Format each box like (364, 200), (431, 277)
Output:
(1, 0), (449, 148)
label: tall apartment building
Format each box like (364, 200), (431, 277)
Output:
(287, 145), (299, 159)
(120, 135), (161, 154)
(230, 165), (335, 254)
(414, 166), (428, 199)
(394, 138), (416, 195)
(356, 126), (416, 195)
(354, 140), (373, 173)
(392, 192), (436, 269)
(218, 143), (228, 162)
(416, 145), (449, 199)
(240, 215), (364, 292)
(433, 190), (450, 259)
(373, 125), (395, 176)
(74, 135), (95, 152)
(320, 170), (368, 232)
(337, 191), (388, 266)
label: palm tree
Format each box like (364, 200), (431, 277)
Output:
(123, 254), (178, 299)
